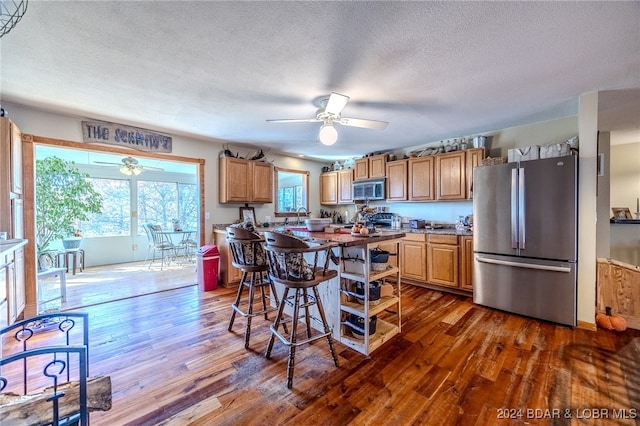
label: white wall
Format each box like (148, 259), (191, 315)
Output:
(4, 102), (325, 253)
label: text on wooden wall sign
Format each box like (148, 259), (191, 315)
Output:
(82, 120), (172, 153)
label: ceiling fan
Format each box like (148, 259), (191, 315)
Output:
(266, 92), (389, 146)
(94, 156), (164, 176)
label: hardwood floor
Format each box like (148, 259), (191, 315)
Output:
(38, 260), (197, 311)
(9, 284), (640, 425)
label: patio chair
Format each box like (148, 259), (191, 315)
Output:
(143, 223), (176, 270)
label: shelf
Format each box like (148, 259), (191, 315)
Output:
(341, 265), (400, 282)
(340, 295), (399, 317)
(339, 318), (400, 354)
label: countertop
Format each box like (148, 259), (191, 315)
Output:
(213, 224), (472, 237)
(0, 239), (28, 258)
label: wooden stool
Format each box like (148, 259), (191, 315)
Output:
(58, 249), (85, 275)
(263, 231), (339, 388)
(226, 227), (282, 349)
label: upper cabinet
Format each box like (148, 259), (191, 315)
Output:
(408, 157), (434, 201)
(386, 159), (408, 201)
(219, 157), (273, 204)
(320, 169), (353, 205)
(465, 148), (485, 199)
(354, 154), (387, 181)
(435, 151), (466, 200)
(1, 118), (22, 195)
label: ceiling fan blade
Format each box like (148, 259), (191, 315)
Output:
(324, 92), (350, 116)
(266, 118), (322, 123)
(141, 165), (164, 171)
(338, 117), (389, 130)
(94, 161), (123, 166)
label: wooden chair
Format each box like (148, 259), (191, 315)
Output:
(226, 226), (282, 349)
(262, 231), (339, 388)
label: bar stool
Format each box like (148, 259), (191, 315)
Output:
(263, 231), (340, 388)
(226, 226), (282, 349)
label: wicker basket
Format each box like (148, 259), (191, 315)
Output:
(371, 262), (388, 271)
(480, 156), (506, 166)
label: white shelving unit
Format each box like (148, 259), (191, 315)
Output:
(338, 238), (402, 355)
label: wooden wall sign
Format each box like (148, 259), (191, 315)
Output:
(81, 120), (172, 153)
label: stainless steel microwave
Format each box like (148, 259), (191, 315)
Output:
(352, 179), (385, 201)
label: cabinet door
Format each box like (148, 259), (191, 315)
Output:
(427, 243), (459, 287)
(401, 241), (426, 281)
(436, 152), (466, 200)
(386, 160), (407, 201)
(369, 154), (387, 178)
(14, 248), (25, 316)
(466, 148), (484, 199)
(460, 236), (473, 291)
(252, 162), (273, 203)
(219, 157), (251, 203)
(11, 121), (22, 195)
(354, 159), (368, 180)
(7, 259), (16, 324)
(408, 157), (434, 201)
(320, 172), (338, 204)
(337, 170), (353, 204)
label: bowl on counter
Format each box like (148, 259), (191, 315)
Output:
(304, 218), (332, 231)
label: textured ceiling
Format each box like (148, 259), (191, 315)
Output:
(1, 1), (639, 160)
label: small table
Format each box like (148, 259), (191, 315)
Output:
(57, 249), (85, 275)
(36, 267), (67, 313)
(157, 230), (197, 263)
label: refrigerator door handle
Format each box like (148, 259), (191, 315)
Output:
(519, 167), (525, 250)
(511, 168), (518, 249)
(476, 255), (571, 273)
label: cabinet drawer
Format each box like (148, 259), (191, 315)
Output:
(428, 234), (458, 245)
(402, 233), (427, 242)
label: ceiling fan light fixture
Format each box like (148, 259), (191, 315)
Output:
(318, 123), (338, 146)
(132, 167), (142, 176)
(120, 165), (132, 176)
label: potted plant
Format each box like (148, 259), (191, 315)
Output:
(36, 156), (103, 270)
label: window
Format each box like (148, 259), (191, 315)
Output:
(83, 178), (131, 237)
(138, 181), (198, 232)
(274, 168), (309, 217)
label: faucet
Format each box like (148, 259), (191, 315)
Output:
(296, 207), (309, 225)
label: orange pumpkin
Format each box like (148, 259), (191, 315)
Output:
(596, 307), (627, 332)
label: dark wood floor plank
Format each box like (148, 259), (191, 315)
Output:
(5, 281), (640, 426)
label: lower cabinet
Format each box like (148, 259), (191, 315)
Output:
(426, 234), (459, 288)
(213, 229), (242, 287)
(1, 247), (25, 327)
(400, 233), (473, 293)
(339, 239), (402, 355)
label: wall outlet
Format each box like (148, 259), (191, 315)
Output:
(132, 244), (138, 251)
(205, 211), (211, 220)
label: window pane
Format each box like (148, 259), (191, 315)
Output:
(83, 178), (131, 237)
(178, 183), (198, 231)
(138, 181), (179, 232)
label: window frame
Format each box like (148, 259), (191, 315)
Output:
(273, 167), (309, 218)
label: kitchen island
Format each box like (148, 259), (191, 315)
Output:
(214, 225), (405, 355)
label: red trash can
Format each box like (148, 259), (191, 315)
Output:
(196, 245), (220, 291)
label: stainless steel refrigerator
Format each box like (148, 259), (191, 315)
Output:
(472, 155), (578, 326)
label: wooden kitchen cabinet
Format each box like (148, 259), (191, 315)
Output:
(427, 234), (459, 288)
(219, 157), (273, 203)
(386, 159), (408, 201)
(213, 229), (242, 287)
(465, 148), (485, 199)
(435, 151), (466, 200)
(460, 236), (474, 291)
(408, 157), (434, 201)
(320, 169), (353, 205)
(400, 233), (427, 281)
(354, 154), (387, 181)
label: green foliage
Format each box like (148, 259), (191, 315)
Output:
(36, 156), (103, 253)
